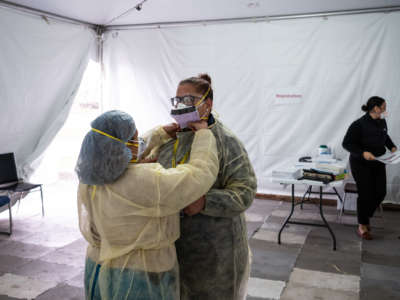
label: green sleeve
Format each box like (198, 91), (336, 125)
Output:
(202, 136), (257, 218)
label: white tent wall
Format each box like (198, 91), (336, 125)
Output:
(0, 6), (97, 179)
(106, 12), (398, 204)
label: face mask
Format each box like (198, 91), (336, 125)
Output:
(170, 87), (211, 129)
(170, 101), (211, 129)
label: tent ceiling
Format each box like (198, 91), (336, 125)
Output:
(3, 0), (400, 26)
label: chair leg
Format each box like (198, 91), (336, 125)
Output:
(0, 202), (12, 235)
(40, 186), (44, 217)
(16, 192), (23, 213)
(340, 192), (347, 222)
(8, 202), (12, 235)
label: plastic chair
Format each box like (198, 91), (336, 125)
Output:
(340, 182), (384, 221)
(0, 153), (44, 217)
(0, 196), (12, 235)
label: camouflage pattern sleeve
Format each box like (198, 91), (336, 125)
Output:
(202, 134), (257, 218)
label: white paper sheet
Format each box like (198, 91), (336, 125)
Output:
(376, 151), (400, 164)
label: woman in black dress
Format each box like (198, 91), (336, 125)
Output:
(343, 96), (397, 240)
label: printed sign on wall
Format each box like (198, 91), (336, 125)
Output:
(273, 87), (304, 105)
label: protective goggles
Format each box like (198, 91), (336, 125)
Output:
(170, 86), (211, 108)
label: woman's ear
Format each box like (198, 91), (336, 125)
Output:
(206, 98), (213, 109)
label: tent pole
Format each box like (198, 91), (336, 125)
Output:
(106, 5), (400, 31)
(95, 26), (106, 114)
(0, 0), (97, 28)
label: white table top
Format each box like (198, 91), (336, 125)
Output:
(271, 177), (344, 187)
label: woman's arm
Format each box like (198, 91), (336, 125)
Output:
(108, 129), (219, 217)
(154, 129), (219, 216)
(140, 125), (174, 160)
(200, 137), (257, 218)
(342, 121), (364, 158)
(385, 135), (397, 152)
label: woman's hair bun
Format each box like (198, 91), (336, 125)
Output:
(361, 104), (368, 112)
(198, 73), (212, 84)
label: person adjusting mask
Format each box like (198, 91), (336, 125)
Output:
(75, 110), (219, 300)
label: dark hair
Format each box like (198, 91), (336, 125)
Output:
(179, 73), (213, 101)
(361, 96), (385, 112)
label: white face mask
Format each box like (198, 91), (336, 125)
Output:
(170, 101), (209, 129)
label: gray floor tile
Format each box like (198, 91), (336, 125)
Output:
(288, 268), (360, 292)
(296, 245), (361, 276)
(0, 255), (32, 274)
(12, 260), (82, 284)
(362, 250), (400, 268)
(249, 239), (299, 281)
(262, 215), (312, 234)
(249, 199), (282, 213)
(0, 228), (33, 242)
(246, 212), (266, 223)
(0, 240), (54, 259)
(254, 229), (308, 246)
(13, 228), (81, 248)
(305, 229), (361, 253)
(361, 231), (400, 256)
(0, 295), (24, 300)
(360, 278), (400, 300)
(39, 248), (86, 268)
(281, 281), (359, 300)
(66, 271), (85, 289)
(295, 224), (362, 275)
(307, 224), (361, 249)
(247, 221), (264, 239)
(35, 284), (84, 300)
(57, 238), (87, 253)
(247, 277), (285, 300)
(296, 203), (339, 216)
(0, 273), (58, 299)
(361, 263), (400, 283)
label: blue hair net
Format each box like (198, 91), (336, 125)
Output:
(75, 110), (136, 185)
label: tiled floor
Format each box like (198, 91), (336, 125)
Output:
(1, 181), (400, 299)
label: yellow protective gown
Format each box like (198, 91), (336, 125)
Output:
(78, 127), (219, 300)
(157, 115), (257, 300)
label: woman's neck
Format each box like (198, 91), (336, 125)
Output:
(369, 111), (380, 120)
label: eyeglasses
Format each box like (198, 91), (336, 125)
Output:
(170, 95), (202, 108)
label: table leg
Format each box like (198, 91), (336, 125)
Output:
(278, 184), (295, 244)
(332, 187), (343, 204)
(40, 186), (44, 217)
(8, 202), (12, 235)
(300, 186), (311, 210)
(319, 186), (337, 250)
